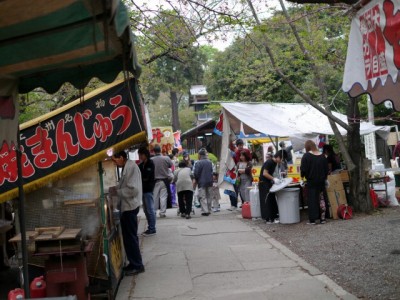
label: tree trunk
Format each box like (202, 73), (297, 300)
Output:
(170, 89), (180, 131)
(347, 96), (372, 212)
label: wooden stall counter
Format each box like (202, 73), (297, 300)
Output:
(9, 228), (82, 243)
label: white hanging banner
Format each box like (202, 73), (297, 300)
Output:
(0, 78), (19, 146)
(364, 132), (378, 165)
(343, 0), (400, 111)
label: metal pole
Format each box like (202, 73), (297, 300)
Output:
(16, 129), (30, 298)
(98, 162), (109, 274)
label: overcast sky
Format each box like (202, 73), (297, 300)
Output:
(134, 0), (283, 51)
(202, 1), (282, 50)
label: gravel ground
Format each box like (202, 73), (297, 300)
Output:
(243, 206), (400, 299)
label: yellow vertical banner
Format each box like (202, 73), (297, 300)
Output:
(149, 126), (175, 155)
(251, 166), (262, 183)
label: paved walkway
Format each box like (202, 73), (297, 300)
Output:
(116, 198), (357, 300)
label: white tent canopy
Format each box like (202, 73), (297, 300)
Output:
(221, 102), (386, 138)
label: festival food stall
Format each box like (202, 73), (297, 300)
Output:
(5, 79), (147, 299)
(216, 102), (388, 221)
(0, 1), (146, 298)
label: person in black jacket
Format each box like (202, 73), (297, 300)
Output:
(259, 152), (284, 224)
(138, 147), (156, 236)
(300, 140), (329, 225)
(322, 144), (341, 174)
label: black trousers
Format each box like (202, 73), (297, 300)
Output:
(120, 208), (143, 269)
(307, 184), (325, 222)
(178, 190), (193, 215)
(259, 181), (278, 221)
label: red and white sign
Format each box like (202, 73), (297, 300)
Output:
(343, 0), (400, 110)
(360, 4), (388, 80)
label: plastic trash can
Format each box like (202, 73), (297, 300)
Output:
(249, 186), (261, 218)
(276, 187), (300, 224)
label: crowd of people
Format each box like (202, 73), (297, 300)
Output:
(108, 138), (340, 276)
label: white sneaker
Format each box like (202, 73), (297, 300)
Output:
(227, 206), (237, 211)
(274, 218), (280, 224)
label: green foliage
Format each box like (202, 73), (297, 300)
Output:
(358, 95), (400, 126)
(202, 103), (222, 116)
(179, 152), (218, 164)
(147, 91), (196, 132)
(179, 106), (196, 132)
(134, 10), (206, 96)
(206, 152), (218, 164)
(19, 79), (105, 123)
(204, 4), (351, 110)
(132, 10), (215, 128)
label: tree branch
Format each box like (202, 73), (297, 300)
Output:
(286, 0), (358, 4)
(245, 0), (351, 132)
(277, 0), (355, 171)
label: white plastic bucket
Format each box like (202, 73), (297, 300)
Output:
(250, 187), (261, 218)
(276, 188), (300, 224)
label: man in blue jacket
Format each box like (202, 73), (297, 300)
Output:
(193, 148), (213, 216)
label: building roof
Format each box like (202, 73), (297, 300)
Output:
(190, 85), (207, 96)
(181, 119), (215, 139)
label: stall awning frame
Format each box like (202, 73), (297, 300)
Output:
(0, 0), (141, 93)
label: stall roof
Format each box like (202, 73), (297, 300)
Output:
(222, 102), (386, 137)
(181, 119), (215, 139)
(0, 0), (141, 93)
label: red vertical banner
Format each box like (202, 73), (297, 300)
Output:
(360, 4), (388, 80)
(383, 0), (400, 69)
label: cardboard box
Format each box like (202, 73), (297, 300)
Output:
(326, 174), (347, 219)
(327, 174), (344, 192)
(339, 170), (350, 182)
(327, 189), (347, 219)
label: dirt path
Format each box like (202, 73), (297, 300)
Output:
(244, 207), (400, 299)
